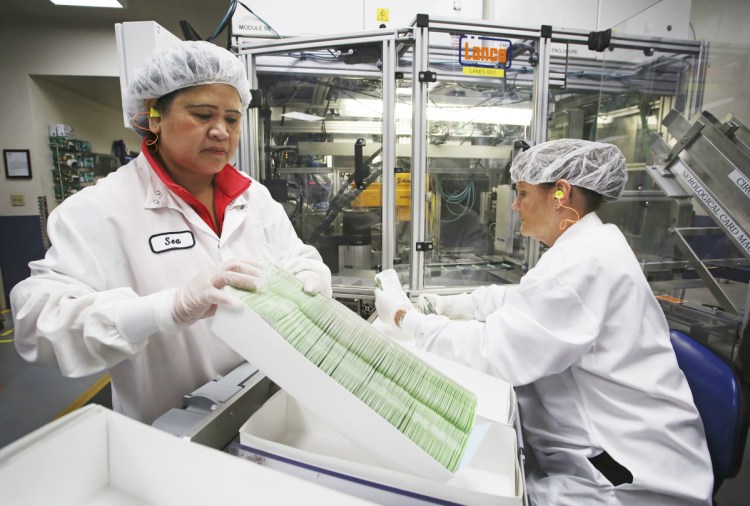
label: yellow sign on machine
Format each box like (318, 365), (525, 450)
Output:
(352, 173), (411, 221)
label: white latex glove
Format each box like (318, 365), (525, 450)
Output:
(172, 258), (266, 326)
(374, 288), (413, 331)
(295, 271), (332, 297)
(417, 293), (475, 319)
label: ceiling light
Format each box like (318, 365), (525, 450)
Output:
(339, 99), (532, 126)
(50, 0), (125, 8)
(281, 112), (325, 122)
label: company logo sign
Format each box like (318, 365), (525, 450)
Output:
(458, 35), (512, 77)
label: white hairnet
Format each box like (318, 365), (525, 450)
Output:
(510, 139), (628, 201)
(125, 41), (251, 136)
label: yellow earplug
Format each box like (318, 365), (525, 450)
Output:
(149, 107), (160, 118)
(555, 190), (564, 199)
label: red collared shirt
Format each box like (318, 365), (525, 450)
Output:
(142, 141), (251, 235)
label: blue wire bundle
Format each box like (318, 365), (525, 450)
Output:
(439, 179), (476, 222)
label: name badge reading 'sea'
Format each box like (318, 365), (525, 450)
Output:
(149, 231), (196, 254)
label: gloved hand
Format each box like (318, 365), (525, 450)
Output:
(172, 258), (266, 326)
(374, 288), (413, 331)
(374, 269), (414, 331)
(295, 270), (332, 297)
(417, 293), (474, 319)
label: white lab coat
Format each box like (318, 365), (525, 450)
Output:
(401, 212), (713, 505)
(11, 153), (331, 424)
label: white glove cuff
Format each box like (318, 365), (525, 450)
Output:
(114, 288), (181, 343)
(297, 271), (332, 297)
(444, 293), (475, 320)
(400, 309), (424, 338)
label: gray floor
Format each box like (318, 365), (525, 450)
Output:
(1, 309), (749, 504)
(0, 309), (108, 449)
(716, 444), (750, 505)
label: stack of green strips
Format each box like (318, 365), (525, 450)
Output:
(230, 266), (477, 473)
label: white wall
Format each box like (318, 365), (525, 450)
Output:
(483, 0), (691, 38)
(233, 0), (690, 38)
(231, 0), (485, 37)
(601, 0), (692, 39)
(30, 78), (141, 210)
(0, 22), (129, 218)
(484, 0), (597, 31)
(691, 0), (750, 122)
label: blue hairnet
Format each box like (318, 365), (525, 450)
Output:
(125, 41), (251, 136)
(510, 139), (628, 201)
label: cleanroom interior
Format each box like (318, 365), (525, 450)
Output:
(1, 1), (749, 504)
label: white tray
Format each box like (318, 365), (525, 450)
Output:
(0, 405), (372, 505)
(238, 390), (524, 506)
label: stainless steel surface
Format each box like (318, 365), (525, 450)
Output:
(641, 108), (750, 359)
(670, 228), (742, 315)
(662, 111), (750, 258)
(645, 164), (691, 197)
(184, 373), (278, 450)
(382, 36), (397, 271)
(339, 244), (376, 271)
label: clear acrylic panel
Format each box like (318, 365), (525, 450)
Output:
(421, 31), (536, 289)
(547, 39), (702, 265)
(255, 49), (386, 290)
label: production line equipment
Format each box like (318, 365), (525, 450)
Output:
(231, 16), (720, 349)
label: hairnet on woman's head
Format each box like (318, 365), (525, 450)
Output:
(510, 139), (628, 201)
(125, 40), (252, 136)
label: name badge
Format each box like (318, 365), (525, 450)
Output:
(149, 231), (195, 254)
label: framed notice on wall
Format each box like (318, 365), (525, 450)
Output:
(4, 149), (32, 179)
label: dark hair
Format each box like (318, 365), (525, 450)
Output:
(154, 88), (189, 115)
(143, 88), (191, 145)
(577, 186), (604, 212)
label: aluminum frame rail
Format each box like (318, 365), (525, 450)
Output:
(409, 17), (429, 291)
(648, 110), (750, 315)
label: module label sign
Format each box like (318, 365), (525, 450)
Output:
(459, 35), (512, 78)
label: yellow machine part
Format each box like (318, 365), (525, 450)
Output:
(352, 173), (411, 221)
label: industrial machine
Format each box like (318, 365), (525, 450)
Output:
(226, 15), (750, 362)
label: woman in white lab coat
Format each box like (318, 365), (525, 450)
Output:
(11, 41), (331, 424)
(375, 139), (713, 505)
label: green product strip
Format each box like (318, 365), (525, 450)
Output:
(230, 266), (478, 473)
